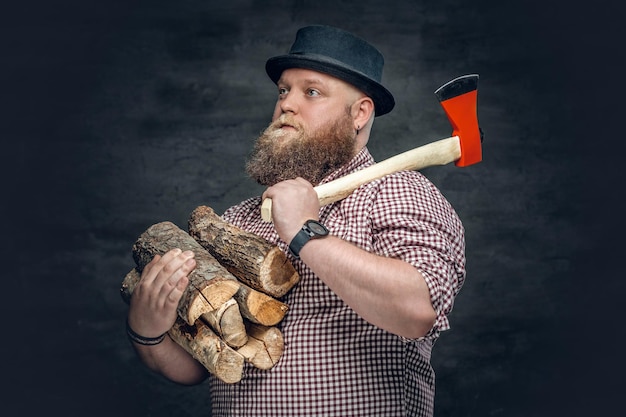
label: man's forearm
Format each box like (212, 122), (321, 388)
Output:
(299, 236), (436, 339)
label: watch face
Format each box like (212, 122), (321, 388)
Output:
(307, 220), (328, 236)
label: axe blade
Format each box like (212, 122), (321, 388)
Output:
(434, 74), (482, 167)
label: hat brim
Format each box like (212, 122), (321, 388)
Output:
(266, 54), (395, 117)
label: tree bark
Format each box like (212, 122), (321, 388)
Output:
(119, 268), (139, 304)
(132, 221), (241, 324)
(188, 205), (299, 298)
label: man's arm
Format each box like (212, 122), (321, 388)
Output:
(299, 236), (436, 339)
(129, 333), (209, 384)
(127, 249), (208, 384)
(263, 177), (437, 340)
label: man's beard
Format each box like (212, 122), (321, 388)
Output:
(246, 108), (357, 186)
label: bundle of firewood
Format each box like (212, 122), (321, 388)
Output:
(120, 205), (299, 384)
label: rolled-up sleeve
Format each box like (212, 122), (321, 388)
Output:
(369, 171), (466, 337)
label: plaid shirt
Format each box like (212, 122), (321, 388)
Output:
(212, 147), (466, 416)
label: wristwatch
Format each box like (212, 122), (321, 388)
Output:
(288, 219), (329, 259)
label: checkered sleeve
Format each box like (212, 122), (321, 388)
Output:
(369, 171), (466, 336)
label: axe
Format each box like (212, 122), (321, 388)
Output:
(261, 74), (482, 222)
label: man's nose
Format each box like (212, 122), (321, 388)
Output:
(279, 91), (297, 114)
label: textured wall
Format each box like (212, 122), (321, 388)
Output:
(4, 1), (621, 416)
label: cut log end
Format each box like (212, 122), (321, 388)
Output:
(251, 297), (289, 327)
(260, 247), (300, 297)
(238, 323), (284, 370)
(235, 284), (289, 326)
(186, 291), (217, 325)
(202, 299), (248, 348)
(213, 349), (246, 383)
(199, 279), (241, 311)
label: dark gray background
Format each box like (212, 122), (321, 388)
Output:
(3, 0), (623, 416)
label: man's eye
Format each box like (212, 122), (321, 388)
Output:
(278, 88), (288, 96)
(307, 89), (320, 97)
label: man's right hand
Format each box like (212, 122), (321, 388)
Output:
(127, 248), (196, 338)
(262, 177), (321, 245)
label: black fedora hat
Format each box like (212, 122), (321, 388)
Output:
(265, 25), (395, 116)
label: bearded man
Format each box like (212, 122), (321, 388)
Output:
(126, 25), (466, 417)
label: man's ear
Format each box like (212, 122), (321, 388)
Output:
(352, 97), (375, 130)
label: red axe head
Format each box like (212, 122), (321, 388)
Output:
(435, 74), (482, 167)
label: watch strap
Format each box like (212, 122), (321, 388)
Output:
(288, 220), (328, 259)
(288, 228), (312, 259)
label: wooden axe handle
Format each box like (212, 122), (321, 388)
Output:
(260, 135), (461, 222)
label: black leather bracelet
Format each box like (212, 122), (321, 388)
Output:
(126, 320), (166, 346)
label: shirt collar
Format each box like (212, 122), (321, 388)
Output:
(318, 147), (375, 185)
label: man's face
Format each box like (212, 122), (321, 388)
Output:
(246, 68), (360, 186)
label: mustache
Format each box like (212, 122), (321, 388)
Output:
(267, 115), (303, 132)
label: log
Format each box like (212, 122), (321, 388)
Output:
(120, 269), (244, 383)
(188, 205), (299, 298)
(237, 322), (284, 370)
(234, 284), (289, 326)
(201, 298), (248, 348)
(132, 221), (241, 324)
(169, 319), (244, 384)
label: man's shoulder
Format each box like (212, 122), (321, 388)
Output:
(357, 169), (438, 197)
(352, 169), (460, 221)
